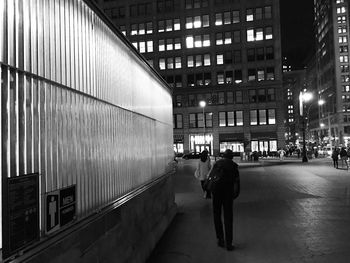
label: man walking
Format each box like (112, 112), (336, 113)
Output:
(209, 149), (240, 251)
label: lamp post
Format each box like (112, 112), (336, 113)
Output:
(299, 91), (313, 162)
(199, 101), (206, 148)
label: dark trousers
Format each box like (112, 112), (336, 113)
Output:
(212, 192), (234, 245)
(333, 158), (338, 168)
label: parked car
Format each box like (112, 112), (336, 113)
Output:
(182, 152), (201, 159)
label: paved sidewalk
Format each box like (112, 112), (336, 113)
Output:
(147, 157), (350, 263)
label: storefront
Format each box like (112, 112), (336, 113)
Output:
(173, 135), (184, 155)
(219, 133), (245, 156)
(189, 134), (213, 155)
(251, 132), (278, 154)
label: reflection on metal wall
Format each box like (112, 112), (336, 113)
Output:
(0, 0), (173, 249)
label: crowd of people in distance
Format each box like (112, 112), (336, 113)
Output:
(331, 146), (350, 169)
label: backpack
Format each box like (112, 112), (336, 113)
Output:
(204, 162), (224, 192)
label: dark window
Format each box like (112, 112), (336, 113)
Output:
(247, 48), (255, 61)
(258, 89), (266, 102)
(266, 46), (274, 60)
(248, 68), (256, 81)
(256, 47), (264, 60)
(119, 7), (126, 17)
(138, 4), (145, 15)
(204, 72), (212, 85)
(249, 89), (257, 102)
(187, 74), (195, 86)
(225, 71), (233, 84)
(224, 51), (232, 64)
(175, 75), (182, 87)
(227, 92), (233, 104)
(130, 5), (137, 17)
(234, 50), (241, 63)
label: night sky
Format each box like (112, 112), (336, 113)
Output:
(280, 0), (315, 70)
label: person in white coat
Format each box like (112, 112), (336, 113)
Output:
(195, 150), (211, 199)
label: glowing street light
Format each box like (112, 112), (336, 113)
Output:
(299, 91), (313, 162)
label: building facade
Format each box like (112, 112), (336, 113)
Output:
(314, 0), (350, 147)
(97, 0), (285, 156)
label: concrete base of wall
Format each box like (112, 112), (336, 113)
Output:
(26, 175), (176, 263)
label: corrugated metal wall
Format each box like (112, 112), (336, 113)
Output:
(0, 0), (173, 249)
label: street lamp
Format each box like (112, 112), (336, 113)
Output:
(299, 91), (313, 162)
(199, 100), (206, 148)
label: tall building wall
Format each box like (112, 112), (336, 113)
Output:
(315, 0), (350, 146)
(98, 0), (285, 155)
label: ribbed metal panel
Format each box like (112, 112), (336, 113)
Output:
(0, 0), (173, 248)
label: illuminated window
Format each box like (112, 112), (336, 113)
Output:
(268, 109), (276, 124)
(159, 40), (165, 51)
(132, 42), (138, 49)
(247, 29), (254, 42)
(175, 57), (182, 68)
(203, 34), (210, 46)
(147, 41), (153, 52)
(196, 55), (202, 67)
(216, 33), (223, 45)
(235, 70), (242, 83)
(248, 69), (256, 81)
(224, 32), (232, 44)
(174, 19), (181, 30)
(174, 38), (181, 49)
(194, 16), (201, 28)
(215, 13), (223, 25)
(265, 27), (273, 39)
(186, 36), (194, 48)
(167, 57), (174, 69)
(186, 17), (193, 29)
(256, 28), (264, 41)
(216, 54), (224, 65)
(146, 22), (153, 34)
(131, 24), (138, 35)
(159, 58), (166, 70)
(246, 9), (254, 21)
(139, 42), (146, 53)
(250, 110), (258, 125)
(217, 72), (224, 84)
(257, 69), (265, 81)
(166, 39), (173, 50)
(259, 110), (267, 125)
(195, 35), (202, 47)
(158, 21), (165, 32)
(139, 23), (145, 35)
(120, 25), (126, 35)
(166, 19), (172, 31)
(187, 56), (194, 67)
(204, 54), (211, 66)
(266, 67), (275, 80)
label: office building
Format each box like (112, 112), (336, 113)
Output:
(315, 0), (350, 146)
(97, 0), (285, 156)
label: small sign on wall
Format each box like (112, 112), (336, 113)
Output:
(45, 185), (76, 235)
(3, 173), (40, 259)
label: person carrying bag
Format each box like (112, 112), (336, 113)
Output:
(194, 150), (211, 199)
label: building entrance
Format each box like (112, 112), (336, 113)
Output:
(190, 134), (213, 155)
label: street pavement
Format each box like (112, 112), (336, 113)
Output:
(147, 157), (350, 263)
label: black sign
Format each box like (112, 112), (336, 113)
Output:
(59, 186), (76, 227)
(3, 173), (40, 259)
